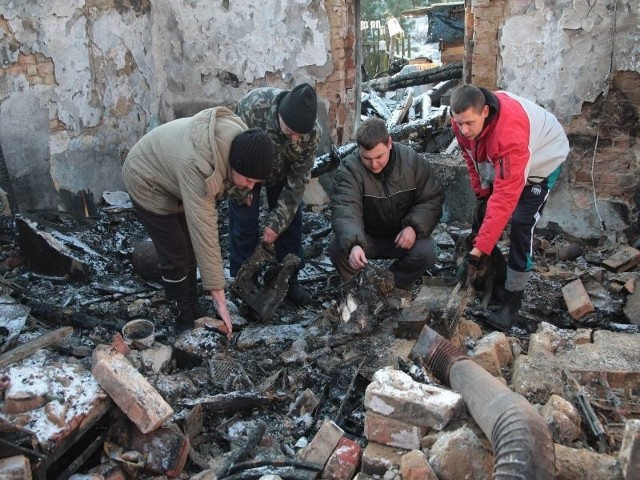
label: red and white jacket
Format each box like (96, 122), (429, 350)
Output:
(451, 89), (569, 255)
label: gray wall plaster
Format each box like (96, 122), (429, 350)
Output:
(497, 0), (640, 239)
(499, 0), (640, 123)
(0, 0), (332, 212)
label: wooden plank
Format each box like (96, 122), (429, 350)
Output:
(0, 326), (73, 369)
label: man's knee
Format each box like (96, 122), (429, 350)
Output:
(409, 238), (436, 267)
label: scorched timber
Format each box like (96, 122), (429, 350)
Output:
(365, 61), (462, 93)
(179, 391), (281, 412)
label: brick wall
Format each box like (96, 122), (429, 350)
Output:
(467, 0), (508, 89)
(566, 72), (640, 203)
(319, 0), (358, 144)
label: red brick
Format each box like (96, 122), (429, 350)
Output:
(91, 345), (173, 433)
(322, 436), (362, 480)
(400, 449), (438, 480)
(361, 442), (407, 476)
(364, 411), (428, 450)
(561, 279), (594, 320)
(297, 419), (344, 467)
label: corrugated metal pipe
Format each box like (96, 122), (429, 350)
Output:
(409, 326), (556, 479)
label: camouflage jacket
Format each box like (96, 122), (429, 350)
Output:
(234, 87), (320, 235)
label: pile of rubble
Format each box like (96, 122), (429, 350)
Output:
(0, 197), (638, 479)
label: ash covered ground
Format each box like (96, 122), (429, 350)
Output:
(0, 198), (636, 477)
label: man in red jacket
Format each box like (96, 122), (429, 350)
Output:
(450, 84), (570, 331)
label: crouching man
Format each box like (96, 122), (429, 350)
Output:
(329, 117), (445, 290)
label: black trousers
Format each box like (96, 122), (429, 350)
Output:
(329, 233), (436, 289)
(132, 201), (195, 282)
(508, 181), (550, 273)
(228, 182), (304, 277)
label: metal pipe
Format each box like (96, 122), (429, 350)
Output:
(410, 326), (556, 479)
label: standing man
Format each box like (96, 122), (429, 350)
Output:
(329, 117), (444, 290)
(231, 83), (321, 305)
(123, 107), (273, 336)
(450, 84), (570, 331)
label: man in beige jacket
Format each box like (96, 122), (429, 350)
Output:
(123, 107), (273, 336)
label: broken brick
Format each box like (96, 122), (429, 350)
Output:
(602, 245), (640, 273)
(322, 436), (362, 480)
(562, 278), (595, 319)
(360, 442), (406, 476)
(364, 367), (463, 430)
(91, 344), (173, 434)
(297, 419), (344, 468)
(364, 411), (428, 450)
(400, 449), (438, 480)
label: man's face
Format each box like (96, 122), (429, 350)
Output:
(452, 105), (489, 141)
(278, 115), (302, 143)
(359, 137), (392, 174)
(230, 169), (261, 190)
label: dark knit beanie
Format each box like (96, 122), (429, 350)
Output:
(229, 128), (274, 180)
(278, 83), (318, 134)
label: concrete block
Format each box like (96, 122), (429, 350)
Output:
(619, 419), (640, 480)
(360, 442), (407, 476)
(364, 367), (463, 430)
(562, 278), (595, 319)
(92, 345), (173, 434)
(297, 419), (344, 467)
(322, 436), (362, 480)
(364, 411), (428, 450)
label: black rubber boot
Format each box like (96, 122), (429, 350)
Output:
(287, 276), (310, 306)
(164, 277), (195, 335)
(187, 269), (208, 319)
(484, 289), (524, 331)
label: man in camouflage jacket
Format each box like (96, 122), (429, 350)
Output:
(231, 83), (320, 305)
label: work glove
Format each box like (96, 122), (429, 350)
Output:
(456, 253), (481, 288)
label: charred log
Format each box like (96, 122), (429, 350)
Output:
(365, 62), (462, 93)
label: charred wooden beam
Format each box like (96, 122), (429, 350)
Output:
(311, 143), (357, 178)
(214, 421), (266, 478)
(15, 214), (107, 282)
(0, 326), (73, 369)
(25, 301), (108, 331)
(179, 391), (281, 412)
(231, 246), (300, 321)
(386, 90), (414, 128)
(364, 62), (462, 93)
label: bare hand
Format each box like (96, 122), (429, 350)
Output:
(263, 227), (278, 245)
(211, 289), (233, 340)
(348, 245), (368, 271)
(395, 226), (416, 250)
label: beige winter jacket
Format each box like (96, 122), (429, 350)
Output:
(122, 107), (247, 291)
